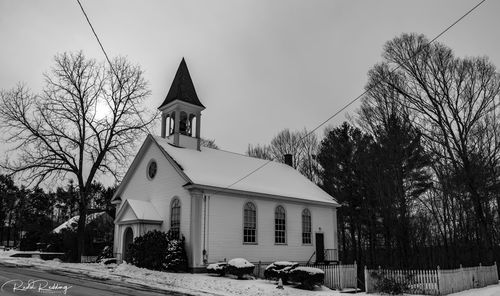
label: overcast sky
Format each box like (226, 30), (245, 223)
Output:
(1, 0), (499, 184)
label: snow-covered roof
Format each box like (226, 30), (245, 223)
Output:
(117, 199), (162, 222)
(53, 212), (108, 233)
(152, 136), (338, 206)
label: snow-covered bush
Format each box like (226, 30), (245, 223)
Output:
(288, 267), (324, 290)
(206, 262), (227, 276)
(96, 245), (113, 262)
(163, 232), (188, 272)
(226, 258), (255, 279)
(264, 261), (299, 283)
(125, 230), (169, 271)
(126, 230), (188, 272)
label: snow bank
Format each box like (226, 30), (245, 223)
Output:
(447, 282), (500, 296)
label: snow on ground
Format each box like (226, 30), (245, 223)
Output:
(446, 284), (500, 296)
(0, 253), (498, 296)
(0, 250), (20, 257)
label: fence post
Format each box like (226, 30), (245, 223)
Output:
(478, 263), (482, 287)
(258, 261), (261, 278)
(354, 261), (358, 293)
(437, 265), (441, 296)
(364, 266), (369, 293)
(460, 264), (465, 291)
(339, 262), (344, 290)
(495, 262), (499, 283)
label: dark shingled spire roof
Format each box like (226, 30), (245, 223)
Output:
(158, 58), (205, 109)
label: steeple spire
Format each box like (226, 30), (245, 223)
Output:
(159, 58), (205, 151)
(158, 58), (205, 110)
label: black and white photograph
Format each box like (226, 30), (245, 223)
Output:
(0, 1), (499, 295)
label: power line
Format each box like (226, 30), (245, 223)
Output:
(75, 0), (487, 194)
(302, 0), (488, 139)
(222, 0), (487, 193)
(75, 0), (153, 134)
(76, 0), (114, 69)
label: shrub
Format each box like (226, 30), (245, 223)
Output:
(125, 230), (169, 271)
(226, 258), (255, 279)
(40, 229), (78, 261)
(163, 235), (188, 272)
(264, 261), (299, 283)
(43, 232), (65, 253)
(371, 271), (409, 295)
(288, 267), (324, 290)
(207, 262), (227, 276)
(20, 230), (44, 251)
(125, 230), (188, 272)
(96, 245), (113, 262)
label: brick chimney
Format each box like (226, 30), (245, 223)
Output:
(284, 154), (293, 167)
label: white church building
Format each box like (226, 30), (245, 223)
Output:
(112, 59), (340, 271)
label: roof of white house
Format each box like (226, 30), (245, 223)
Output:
(52, 212), (109, 233)
(152, 136), (338, 206)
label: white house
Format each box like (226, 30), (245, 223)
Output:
(112, 59), (340, 271)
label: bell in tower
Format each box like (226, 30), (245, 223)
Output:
(159, 58), (205, 150)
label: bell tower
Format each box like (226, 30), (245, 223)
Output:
(159, 58), (205, 150)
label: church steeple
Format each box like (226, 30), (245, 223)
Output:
(159, 58), (205, 150)
(159, 58), (205, 109)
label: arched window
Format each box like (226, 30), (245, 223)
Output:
(243, 202), (256, 243)
(274, 206), (286, 244)
(170, 198), (181, 239)
(302, 209), (312, 244)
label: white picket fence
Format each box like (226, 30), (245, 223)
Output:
(365, 263), (499, 295)
(305, 263), (358, 290)
(254, 262), (358, 290)
(439, 264), (499, 295)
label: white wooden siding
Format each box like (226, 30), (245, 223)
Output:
(206, 192), (337, 263)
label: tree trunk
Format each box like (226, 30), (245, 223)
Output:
(350, 219), (357, 262)
(497, 196), (500, 233)
(6, 213), (12, 248)
(465, 171), (493, 263)
(340, 212), (347, 261)
(76, 190), (88, 263)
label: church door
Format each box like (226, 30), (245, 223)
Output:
(123, 227), (134, 260)
(315, 233), (324, 263)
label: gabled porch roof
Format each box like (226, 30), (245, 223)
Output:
(115, 199), (163, 225)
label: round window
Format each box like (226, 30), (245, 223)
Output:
(148, 160), (157, 179)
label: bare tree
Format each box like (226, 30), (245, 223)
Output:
(200, 138), (219, 149)
(297, 129), (321, 183)
(366, 33), (500, 262)
(0, 51), (156, 261)
(269, 129), (304, 168)
(246, 144), (273, 160)
(246, 128), (321, 182)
